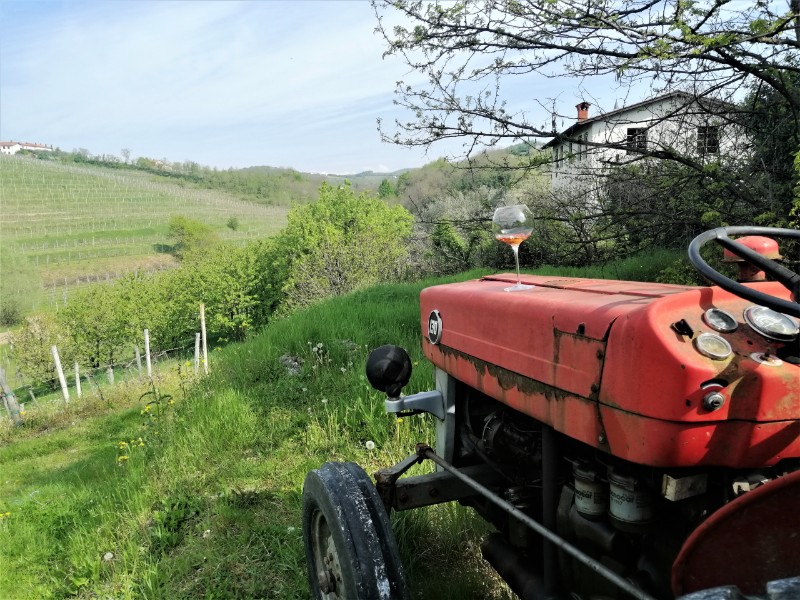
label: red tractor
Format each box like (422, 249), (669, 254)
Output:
(302, 226), (800, 600)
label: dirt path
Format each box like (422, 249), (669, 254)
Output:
(0, 332), (11, 345)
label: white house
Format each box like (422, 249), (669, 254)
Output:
(0, 141), (53, 155)
(0, 142), (21, 155)
(544, 92), (745, 194)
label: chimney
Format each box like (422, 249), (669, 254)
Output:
(576, 101), (591, 122)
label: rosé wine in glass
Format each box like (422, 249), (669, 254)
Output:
(492, 205), (534, 291)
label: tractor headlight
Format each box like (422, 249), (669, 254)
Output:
(744, 306), (799, 342)
(693, 333), (733, 361)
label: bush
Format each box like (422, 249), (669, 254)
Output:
(167, 215), (219, 259)
(12, 314), (71, 386)
(0, 247), (39, 326)
(268, 183), (413, 313)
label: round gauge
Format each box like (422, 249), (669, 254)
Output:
(743, 306), (800, 342)
(693, 333), (733, 360)
(702, 308), (738, 333)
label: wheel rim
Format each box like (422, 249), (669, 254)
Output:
(310, 509), (346, 599)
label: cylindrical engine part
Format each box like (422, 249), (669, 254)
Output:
(607, 466), (653, 533)
(568, 504), (632, 560)
(573, 461), (608, 521)
(481, 532), (545, 600)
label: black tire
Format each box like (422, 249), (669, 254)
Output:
(302, 461), (409, 600)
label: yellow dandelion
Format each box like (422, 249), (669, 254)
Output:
(117, 455), (129, 462)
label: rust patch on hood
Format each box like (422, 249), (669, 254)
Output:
(438, 344), (574, 401)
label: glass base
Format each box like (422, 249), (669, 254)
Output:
(504, 283), (535, 292)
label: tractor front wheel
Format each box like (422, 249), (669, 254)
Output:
(302, 461), (409, 600)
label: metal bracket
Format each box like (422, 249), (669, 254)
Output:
(385, 390), (445, 420)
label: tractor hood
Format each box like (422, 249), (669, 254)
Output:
(420, 273), (800, 467)
(421, 274), (695, 400)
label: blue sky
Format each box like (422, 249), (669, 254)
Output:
(1, 1), (631, 174)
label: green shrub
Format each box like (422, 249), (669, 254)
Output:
(268, 182), (414, 314)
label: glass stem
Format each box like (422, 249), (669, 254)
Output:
(512, 245), (521, 286)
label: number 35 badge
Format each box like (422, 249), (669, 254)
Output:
(427, 310), (442, 345)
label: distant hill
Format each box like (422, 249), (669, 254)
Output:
(1, 141), (545, 320)
(0, 155), (289, 316)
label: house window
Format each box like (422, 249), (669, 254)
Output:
(697, 125), (719, 154)
(626, 128), (647, 154)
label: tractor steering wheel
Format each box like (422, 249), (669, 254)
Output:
(688, 226), (800, 318)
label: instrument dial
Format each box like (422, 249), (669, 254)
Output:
(702, 308), (738, 333)
(743, 306), (799, 342)
(693, 333), (733, 361)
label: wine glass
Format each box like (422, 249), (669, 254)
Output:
(492, 204), (534, 292)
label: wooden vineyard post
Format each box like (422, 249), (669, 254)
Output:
(74, 363), (82, 399)
(0, 364), (22, 425)
(135, 345), (142, 375)
(144, 329), (152, 378)
(28, 388), (40, 409)
(194, 333), (201, 375)
(51, 345), (70, 404)
(200, 303), (209, 374)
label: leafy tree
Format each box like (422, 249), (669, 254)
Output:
(0, 247), (39, 325)
(167, 215), (219, 259)
(270, 183), (413, 313)
(793, 150), (800, 228)
(373, 0), (800, 243)
(60, 286), (130, 368)
(375, 1), (799, 150)
(12, 314), (71, 386)
(378, 178), (396, 198)
(740, 73), (800, 226)
(181, 245), (260, 342)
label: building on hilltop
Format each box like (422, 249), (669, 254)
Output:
(543, 91), (746, 197)
(0, 141), (54, 155)
(0, 142), (21, 155)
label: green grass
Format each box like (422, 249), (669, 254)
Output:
(1, 155), (289, 313)
(532, 247), (687, 282)
(0, 255), (684, 599)
(0, 273), (513, 599)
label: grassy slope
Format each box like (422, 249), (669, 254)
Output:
(0, 251), (684, 600)
(0, 271), (510, 600)
(0, 156), (288, 312)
